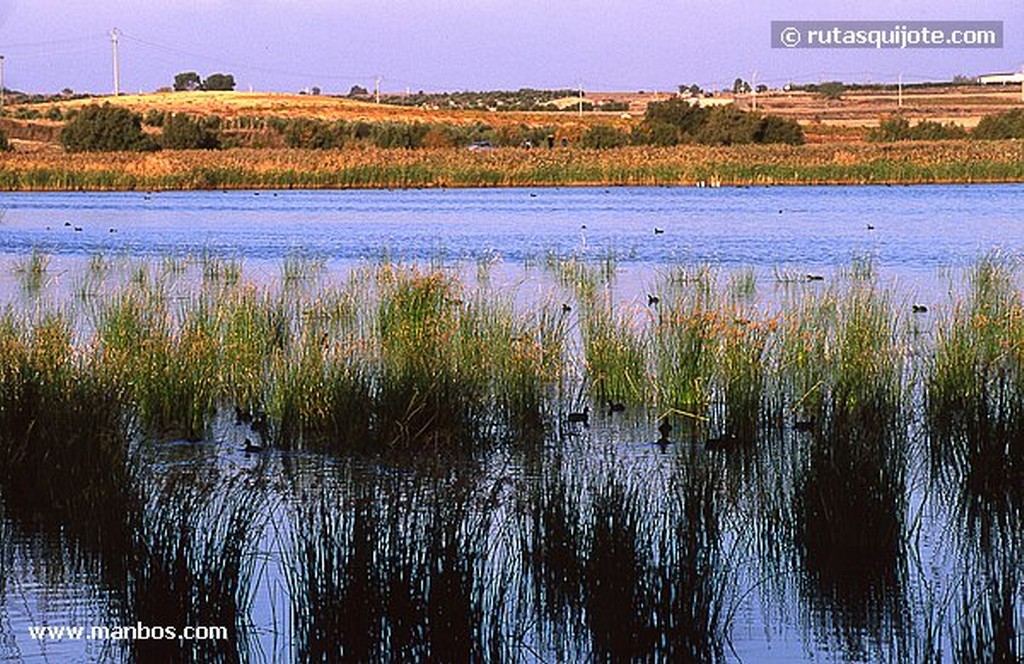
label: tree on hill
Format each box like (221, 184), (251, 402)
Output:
(202, 73), (236, 91)
(60, 104), (157, 152)
(348, 85), (369, 97)
(733, 78), (751, 94)
(174, 72), (201, 92)
(817, 81), (846, 100)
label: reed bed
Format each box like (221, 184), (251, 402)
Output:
(0, 311), (130, 535)
(4, 250), (1024, 662)
(927, 252), (1024, 555)
(2, 141), (1024, 191)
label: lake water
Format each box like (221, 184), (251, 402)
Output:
(0, 184), (1021, 270)
(0, 185), (1021, 663)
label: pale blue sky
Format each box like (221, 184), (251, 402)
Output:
(0, 0), (1020, 94)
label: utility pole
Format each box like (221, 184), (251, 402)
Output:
(898, 73), (903, 109)
(578, 82), (584, 117)
(374, 75), (381, 104)
(0, 55), (5, 108)
(751, 70), (758, 111)
(111, 28), (120, 96)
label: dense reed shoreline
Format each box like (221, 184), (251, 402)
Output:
(1, 141), (1023, 191)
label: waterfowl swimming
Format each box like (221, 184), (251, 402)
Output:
(657, 417), (672, 440)
(562, 303), (572, 313)
(793, 417), (815, 433)
(243, 438), (264, 454)
(250, 411), (269, 435)
(647, 294), (660, 306)
(653, 227), (665, 235)
(912, 304), (928, 314)
(607, 402), (625, 415)
(806, 274), (824, 282)
(567, 407), (590, 427)
(705, 432), (737, 451)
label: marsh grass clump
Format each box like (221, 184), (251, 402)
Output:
(220, 287), (290, 419)
(373, 267), (488, 450)
(522, 454), (731, 661)
(726, 267), (757, 303)
(782, 277), (911, 647)
(546, 252), (612, 304)
(579, 296), (649, 406)
(0, 313), (130, 535)
(282, 251), (327, 286)
(652, 276), (719, 420)
(13, 249), (51, 295)
(952, 564), (1021, 664)
(264, 264), (561, 452)
(96, 286), (218, 441)
(200, 252), (243, 287)
(713, 309), (777, 442)
(927, 253), (1024, 544)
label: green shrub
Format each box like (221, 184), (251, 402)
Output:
(636, 98), (803, 146)
(973, 109), (1024, 140)
(14, 107), (42, 120)
(370, 122), (429, 149)
(0, 129), (10, 152)
(161, 113), (220, 150)
(60, 104), (158, 152)
(755, 115), (805, 145)
(143, 109), (166, 127)
(867, 115), (968, 142)
(283, 118), (346, 149)
(580, 125), (630, 149)
(694, 106), (761, 146)
(643, 98), (709, 138)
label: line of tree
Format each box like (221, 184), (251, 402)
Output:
(173, 72), (236, 92)
(867, 109), (1024, 142)
(631, 98), (805, 146)
(867, 116), (967, 142)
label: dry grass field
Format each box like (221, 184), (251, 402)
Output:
(0, 86), (1020, 188)
(51, 91), (630, 129)
(29, 85), (1024, 144)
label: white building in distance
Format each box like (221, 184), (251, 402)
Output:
(979, 68), (1024, 85)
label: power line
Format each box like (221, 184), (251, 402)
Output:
(0, 34), (107, 51)
(118, 31), (378, 83)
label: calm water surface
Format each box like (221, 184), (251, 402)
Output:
(0, 185), (1021, 271)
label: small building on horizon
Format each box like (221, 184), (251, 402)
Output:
(979, 69), (1024, 85)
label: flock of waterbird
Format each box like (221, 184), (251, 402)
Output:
(561, 214), (927, 450)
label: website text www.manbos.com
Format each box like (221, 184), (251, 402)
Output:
(772, 21), (1003, 49)
(28, 623), (228, 642)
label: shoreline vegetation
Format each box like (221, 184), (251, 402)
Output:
(2, 252), (1021, 659)
(2, 141), (1023, 191)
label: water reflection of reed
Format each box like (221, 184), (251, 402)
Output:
(123, 471), (266, 663)
(287, 461), (507, 662)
